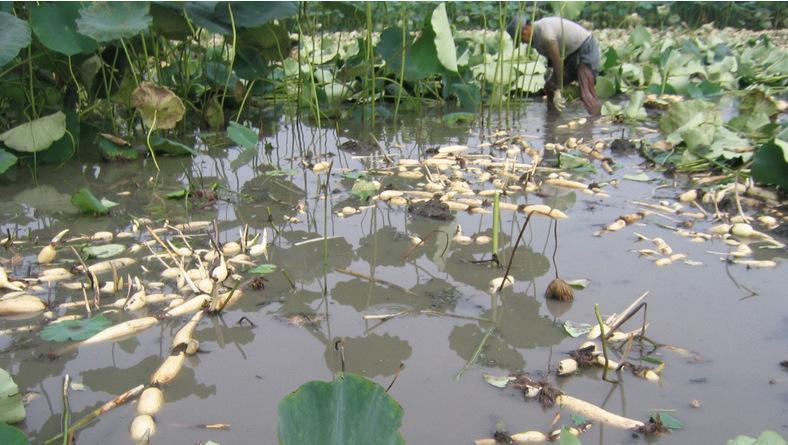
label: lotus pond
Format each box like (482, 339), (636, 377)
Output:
(0, 2), (787, 445)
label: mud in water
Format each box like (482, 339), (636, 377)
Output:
(1, 100), (786, 444)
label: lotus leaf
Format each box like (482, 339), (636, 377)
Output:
(31, 3), (96, 56)
(100, 138), (139, 161)
(41, 315), (112, 342)
(0, 150), (17, 174)
(752, 139), (788, 188)
(71, 188), (113, 215)
(431, 3), (457, 72)
(215, 2), (298, 28)
(650, 411), (683, 430)
(727, 431), (787, 445)
(0, 112), (67, 153)
(227, 122), (258, 151)
(0, 12), (31, 67)
(350, 179), (377, 201)
(150, 136), (197, 156)
(131, 82), (186, 130)
(249, 264), (277, 274)
(83, 244), (126, 259)
(559, 426), (582, 445)
(76, 2), (152, 42)
(0, 368), (25, 424)
(0, 423), (29, 445)
(277, 373), (405, 445)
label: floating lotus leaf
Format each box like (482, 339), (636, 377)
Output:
(71, 187), (117, 215)
(76, 2), (152, 42)
(83, 244), (126, 259)
(278, 373), (405, 445)
(0, 423), (29, 445)
(227, 122), (258, 151)
(150, 136), (196, 156)
(0, 368), (25, 423)
(131, 82), (186, 130)
(40, 315), (112, 342)
(0, 111), (67, 153)
(0, 12), (31, 67)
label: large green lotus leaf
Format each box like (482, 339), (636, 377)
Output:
(0, 368), (25, 424)
(184, 2), (230, 35)
(227, 121), (258, 151)
(0, 149), (17, 174)
(727, 431), (787, 445)
(130, 82), (185, 130)
(707, 127), (752, 161)
(150, 3), (191, 40)
(0, 111), (66, 153)
(35, 110), (79, 164)
(237, 23), (290, 58)
(31, 3), (97, 56)
(216, 2), (297, 28)
(659, 100), (721, 146)
(0, 12), (31, 67)
(41, 314), (112, 342)
(76, 2), (152, 42)
(377, 26), (412, 78)
(752, 140), (788, 189)
(408, 28), (442, 82)
(0, 423), (30, 445)
(739, 87), (779, 118)
(277, 373), (405, 445)
(550, 1), (585, 19)
(431, 3), (457, 72)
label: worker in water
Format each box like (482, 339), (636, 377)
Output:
(508, 16), (602, 116)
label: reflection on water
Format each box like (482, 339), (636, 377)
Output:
(0, 102), (786, 445)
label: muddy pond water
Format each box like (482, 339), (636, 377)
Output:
(1, 100), (786, 444)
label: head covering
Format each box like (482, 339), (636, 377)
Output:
(507, 15), (531, 43)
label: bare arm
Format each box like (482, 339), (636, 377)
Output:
(545, 39), (564, 89)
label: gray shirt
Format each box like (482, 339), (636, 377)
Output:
(531, 17), (591, 58)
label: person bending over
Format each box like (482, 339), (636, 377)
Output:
(508, 16), (602, 115)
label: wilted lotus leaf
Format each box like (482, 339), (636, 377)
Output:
(130, 81), (186, 130)
(0, 111), (66, 153)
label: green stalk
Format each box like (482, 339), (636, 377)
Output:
(145, 110), (161, 171)
(365, 1), (376, 124)
(119, 38), (140, 85)
(492, 190), (500, 262)
(394, 3), (408, 120)
(28, 46), (36, 117)
(595, 303), (619, 384)
(67, 56), (85, 108)
(61, 375), (71, 445)
(235, 80), (256, 122)
(219, 3), (237, 116)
